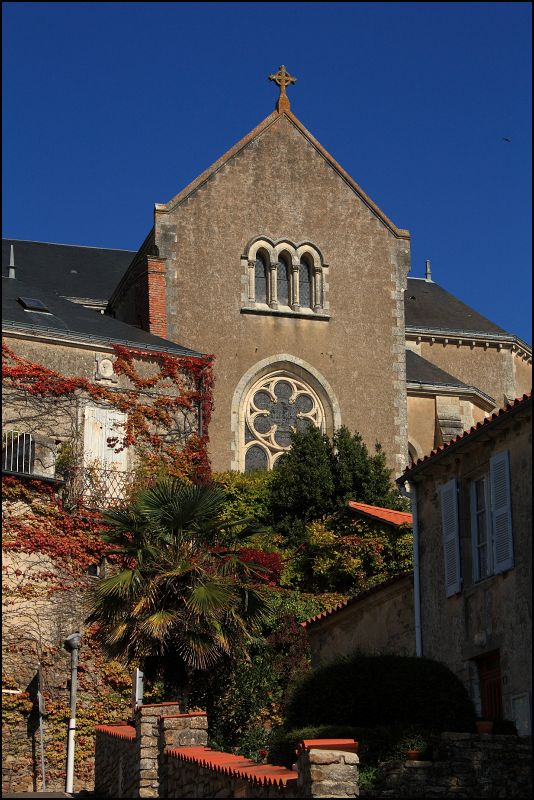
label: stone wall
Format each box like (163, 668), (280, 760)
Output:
(94, 709), (360, 798)
(412, 399), (532, 730)
(94, 725), (137, 799)
(362, 732), (532, 799)
(304, 574), (415, 668)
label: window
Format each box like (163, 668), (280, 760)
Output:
(299, 257), (313, 309)
(469, 450), (514, 582)
(243, 371), (325, 471)
(277, 254), (290, 307)
(440, 449), (514, 597)
(470, 477), (491, 580)
(254, 252), (268, 304)
(243, 237), (327, 316)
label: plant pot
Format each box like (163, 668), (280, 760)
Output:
(406, 749), (423, 761)
(476, 720), (493, 734)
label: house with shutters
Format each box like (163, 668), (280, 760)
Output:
(398, 393), (532, 735)
(2, 265), (210, 507)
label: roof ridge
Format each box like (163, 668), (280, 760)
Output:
(403, 392), (532, 474)
(2, 238), (135, 253)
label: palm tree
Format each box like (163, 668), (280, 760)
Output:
(87, 477), (273, 705)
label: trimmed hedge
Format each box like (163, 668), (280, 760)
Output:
(286, 654), (476, 733)
(268, 723), (417, 769)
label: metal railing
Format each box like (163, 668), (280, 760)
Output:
(3, 430), (38, 476)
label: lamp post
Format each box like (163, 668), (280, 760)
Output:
(64, 631), (82, 794)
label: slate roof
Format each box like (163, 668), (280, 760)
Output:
(2, 239), (134, 304)
(406, 349), (468, 387)
(2, 276), (203, 358)
(400, 393), (532, 478)
(405, 278), (508, 336)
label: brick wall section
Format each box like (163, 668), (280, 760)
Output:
(94, 725), (136, 798)
(362, 733), (532, 799)
(146, 256), (168, 339)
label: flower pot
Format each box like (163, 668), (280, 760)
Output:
(406, 749), (423, 761)
(476, 720), (493, 734)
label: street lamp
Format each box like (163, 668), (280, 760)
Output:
(64, 631), (82, 794)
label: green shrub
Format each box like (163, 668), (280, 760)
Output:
(268, 722), (427, 769)
(286, 654), (476, 733)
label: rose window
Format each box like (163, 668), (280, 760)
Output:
(244, 373), (325, 471)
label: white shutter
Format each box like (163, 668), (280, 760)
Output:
(490, 450), (514, 573)
(83, 406), (127, 471)
(441, 478), (461, 597)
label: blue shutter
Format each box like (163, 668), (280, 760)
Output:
(490, 450), (514, 574)
(441, 478), (461, 596)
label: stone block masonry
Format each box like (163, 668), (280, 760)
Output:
(94, 711), (531, 799)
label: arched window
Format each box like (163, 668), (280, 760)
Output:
(255, 252), (268, 304)
(299, 256), (313, 309)
(277, 254), (290, 307)
(243, 371), (326, 471)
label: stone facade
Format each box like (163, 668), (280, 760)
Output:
(400, 395), (532, 734)
(110, 109), (412, 475)
(304, 574), (415, 668)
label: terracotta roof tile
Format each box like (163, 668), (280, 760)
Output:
(402, 392), (532, 476)
(166, 746), (297, 787)
(347, 501), (412, 527)
(95, 724), (135, 740)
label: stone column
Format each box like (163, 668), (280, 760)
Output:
(291, 257), (300, 311)
(296, 740), (359, 798)
(134, 702), (181, 798)
(269, 261), (278, 309)
(313, 268), (322, 312)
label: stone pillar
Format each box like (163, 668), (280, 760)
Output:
(269, 261), (278, 309)
(134, 702), (181, 798)
(313, 268), (322, 312)
(158, 712), (208, 798)
(296, 740), (359, 798)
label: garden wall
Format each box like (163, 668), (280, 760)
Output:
(94, 707), (360, 798)
(362, 732), (532, 799)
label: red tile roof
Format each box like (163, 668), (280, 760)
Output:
(301, 572), (413, 629)
(401, 392), (532, 477)
(166, 746), (297, 787)
(95, 724), (135, 741)
(347, 500), (412, 527)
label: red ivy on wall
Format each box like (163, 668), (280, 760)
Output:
(2, 340), (214, 483)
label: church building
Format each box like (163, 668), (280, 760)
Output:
(3, 67), (531, 476)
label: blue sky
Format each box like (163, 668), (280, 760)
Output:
(3, 2), (532, 344)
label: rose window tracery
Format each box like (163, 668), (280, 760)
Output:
(244, 372), (325, 471)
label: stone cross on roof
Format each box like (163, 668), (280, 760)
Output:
(269, 65), (297, 112)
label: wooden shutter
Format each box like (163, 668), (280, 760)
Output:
(490, 450), (514, 574)
(441, 478), (461, 596)
(83, 406), (127, 471)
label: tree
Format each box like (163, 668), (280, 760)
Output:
(268, 427), (335, 542)
(269, 426), (404, 544)
(87, 478), (273, 703)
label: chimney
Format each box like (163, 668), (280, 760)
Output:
(425, 259), (433, 282)
(8, 244), (16, 279)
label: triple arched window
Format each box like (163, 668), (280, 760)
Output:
(245, 239), (325, 313)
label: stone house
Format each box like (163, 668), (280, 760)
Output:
(3, 68), (531, 476)
(398, 392), (532, 735)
